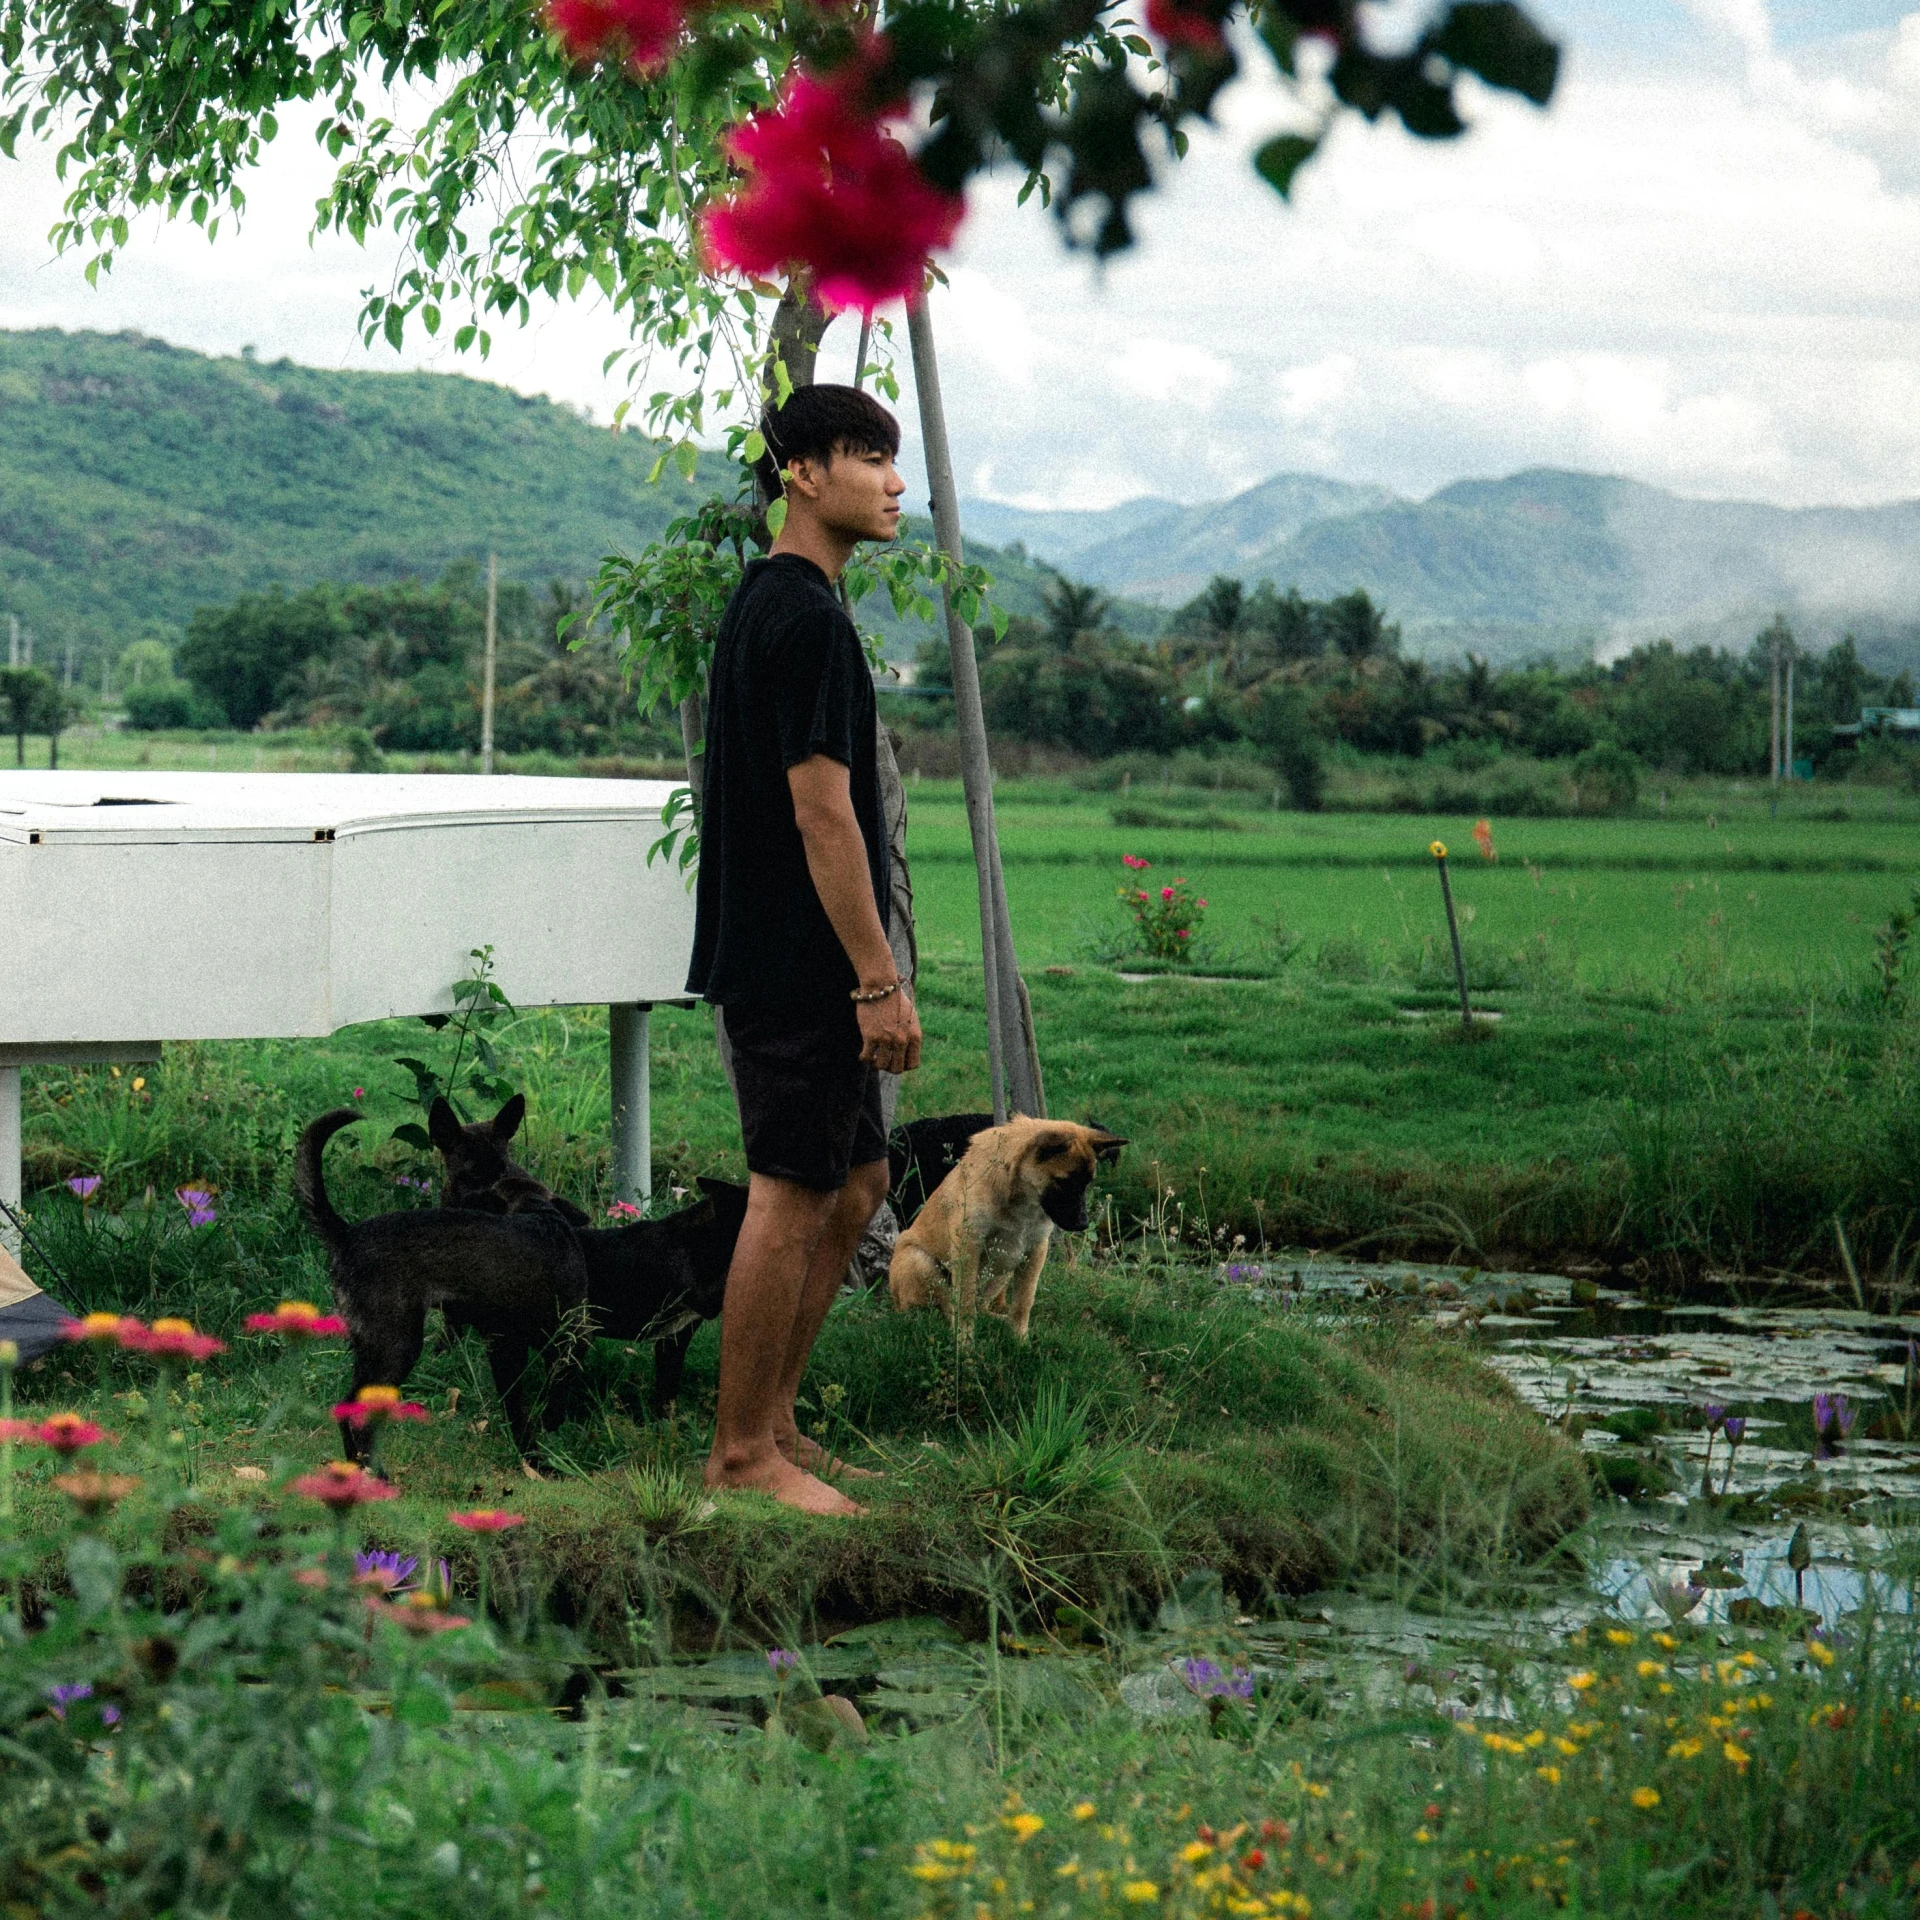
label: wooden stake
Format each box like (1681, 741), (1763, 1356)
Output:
(481, 550), (498, 775)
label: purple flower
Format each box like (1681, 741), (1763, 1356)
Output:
(1178, 1656), (1254, 1700)
(354, 1549), (420, 1592)
(1813, 1392), (1855, 1457)
(1224, 1264), (1265, 1283)
(767, 1649), (799, 1675)
(46, 1682), (92, 1714)
(1721, 1416), (1746, 1444)
(102, 1704), (120, 1726)
(1702, 1404), (1725, 1432)
(66, 1176), (101, 1201)
(175, 1186), (217, 1228)
(395, 1175), (432, 1194)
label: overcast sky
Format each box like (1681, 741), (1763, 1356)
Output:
(3, 0), (1919, 514)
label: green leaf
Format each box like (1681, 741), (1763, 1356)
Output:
(742, 429), (766, 463)
(990, 605), (1010, 642)
(1253, 132), (1319, 198)
(392, 1122), (434, 1151)
(766, 496), (788, 539)
(674, 439), (699, 482)
(418, 1013), (450, 1031)
(1432, 1), (1559, 104)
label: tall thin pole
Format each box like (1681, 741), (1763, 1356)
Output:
(1769, 630), (1782, 783)
(5, 616), (15, 669)
(480, 550), (498, 775)
(906, 296), (1041, 1121)
(18, 626), (28, 668)
(63, 643), (73, 692)
(1774, 648), (1789, 775)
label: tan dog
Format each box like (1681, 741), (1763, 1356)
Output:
(888, 1117), (1125, 1342)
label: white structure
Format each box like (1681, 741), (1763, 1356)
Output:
(0, 772), (698, 1253)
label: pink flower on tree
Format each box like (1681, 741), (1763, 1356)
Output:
(546, 0), (695, 73)
(1146, 0), (1227, 51)
(701, 50), (966, 313)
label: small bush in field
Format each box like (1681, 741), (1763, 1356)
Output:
(1117, 855), (1208, 963)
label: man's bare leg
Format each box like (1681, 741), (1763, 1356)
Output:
(770, 1158), (888, 1479)
(705, 1172), (863, 1515)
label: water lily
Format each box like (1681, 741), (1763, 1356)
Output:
(65, 1175), (101, 1202)
(1813, 1391), (1854, 1459)
(175, 1186), (218, 1228)
(1719, 1415), (1747, 1495)
(353, 1548), (420, 1592)
(1652, 1578), (1706, 1623)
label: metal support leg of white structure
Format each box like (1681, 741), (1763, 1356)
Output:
(0, 1066), (20, 1259)
(609, 1003), (652, 1209)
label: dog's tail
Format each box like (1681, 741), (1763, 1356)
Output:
(294, 1110), (361, 1256)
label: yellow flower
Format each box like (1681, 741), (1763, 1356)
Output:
(1605, 1629), (1635, 1646)
(1722, 1741), (1750, 1771)
(907, 1864), (958, 1883)
(1523, 1729), (1546, 1748)
(1430, 840), (1448, 860)
(1807, 1640), (1836, 1668)
(1631, 1787), (1661, 1810)
(1567, 1672), (1597, 1693)
(1668, 1737), (1703, 1759)
(1122, 1880), (1161, 1903)
(1056, 1860), (1082, 1878)
(1074, 1802), (1097, 1821)
(1536, 1766), (1562, 1786)
(1636, 1661), (1665, 1679)
(930, 1841), (977, 1863)
(1554, 1737), (1581, 1757)
(1006, 1814), (1044, 1842)
(1735, 1651), (1758, 1669)
(1304, 1783), (1329, 1799)
(1752, 1691), (1773, 1710)
(1650, 1631), (1677, 1651)
(1658, 1682), (1675, 1695)
(1567, 1721), (1599, 1738)
(1181, 1842), (1212, 1864)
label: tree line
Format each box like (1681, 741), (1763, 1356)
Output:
(907, 574), (1919, 808)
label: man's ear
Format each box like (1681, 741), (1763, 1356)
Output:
(783, 454), (824, 500)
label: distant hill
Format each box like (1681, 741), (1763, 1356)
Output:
(966, 465), (1920, 667)
(0, 327), (1084, 670)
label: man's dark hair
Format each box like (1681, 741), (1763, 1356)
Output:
(751, 383), (900, 502)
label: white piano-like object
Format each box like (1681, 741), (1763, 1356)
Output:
(0, 771), (699, 1259)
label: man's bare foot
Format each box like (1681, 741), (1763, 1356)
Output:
(792, 1433), (882, 1481)
(705, 1448), (866, 1516)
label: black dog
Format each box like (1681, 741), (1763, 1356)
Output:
(428, 1093), (749, 1417)
(297, 1109), (590, 1464)
(428, 1093), (592, 1226)
(889, 1112), (995, 1224)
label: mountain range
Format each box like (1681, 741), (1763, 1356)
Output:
(961, 468), (1920, 666)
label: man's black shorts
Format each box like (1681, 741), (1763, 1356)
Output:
(718, 1000), (887, 1192)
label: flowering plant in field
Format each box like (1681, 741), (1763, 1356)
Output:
(1117, 857), (1208, 964)
(128, 1318), (225, 1362)
(353, 1548), (420, 1592)
(245, 1301), (349, 1339)
(293, 1461), (399, 1512)
(175, 1186), (218, 1228)
(448, 1508), (525, 1533)
(332, 1385), (430, 1430)
(37, 1413), (108, 1457)
(61, 1312), (147, 1349)
(66, 1175), (101, 1202)
(606, 1199), (643, 1222)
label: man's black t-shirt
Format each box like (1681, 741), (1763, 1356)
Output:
(685, 553), (888, 1009)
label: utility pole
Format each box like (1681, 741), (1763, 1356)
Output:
(906, 295), (1043, 1122)
(6, 615), (15, 669)
(480, 549), (498, 775)
(17, 624), (28, 669)
(1784, 647), (1795, 779)
(1768, 625), (1782, 783)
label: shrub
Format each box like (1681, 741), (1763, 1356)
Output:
(121, 681), (225, 730)
(1567, 742), (1640, 813)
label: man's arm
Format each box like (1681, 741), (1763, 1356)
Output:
(788, 753), (922, 1073)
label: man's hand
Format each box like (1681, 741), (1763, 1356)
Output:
(856, 985), (922, 1074)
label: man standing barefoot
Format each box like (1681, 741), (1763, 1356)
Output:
(688, 384), (922, 1517)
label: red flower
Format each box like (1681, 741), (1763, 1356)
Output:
(369, 1592), (471, 1636)
(292, 1461), (400, 1512)
(0, 1418), (42, 1446)
(701, 51), (966, 313)
(126, 1318), (225, 1362)
(1260, 1819), (1290, 1845)
(246, 1302), (349, 1340)
(1146, 0), (1227, 51)
(448, 1508), (526, 1533)
(333, 1385), (430, 1429)
(37, 1413), (107, 1456)
(1122, 854), (1151, 871)
(545, 0), (693, 74)
(1472, 818), (1496, 863)
(61, 1312), (148, 1349)
(1242, 1849), (1266, 1871)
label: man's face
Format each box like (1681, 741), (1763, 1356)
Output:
(790, 442), (905, 545)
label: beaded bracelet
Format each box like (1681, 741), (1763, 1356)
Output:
(849, 979), (902, 1005)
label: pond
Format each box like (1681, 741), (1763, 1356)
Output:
(605, 1256), (1920, 1734)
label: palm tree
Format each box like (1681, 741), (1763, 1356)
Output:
(1040, 575), (1112, 652)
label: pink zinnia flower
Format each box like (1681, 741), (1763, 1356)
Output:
(292, 1461), (400, 1512)
(1161, 886), (1176, 902)
(246, 1302), (349, 1340)
(0, 1417), (41, 1445)
(127, 1318), (225, 1362)
(61, 1312), (148, 1349)
(333, 1386), (429, 1430)
(606, 1199), (643, 1221)
(37, 1413), (107, 1456)
(448, 1508), (526, 1533)
(701, 48), (966, 313)
(1122, 854), (1151, 871)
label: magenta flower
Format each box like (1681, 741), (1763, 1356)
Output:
(1122, 854), (1151, 871)
(66, 1176), (101, 1201)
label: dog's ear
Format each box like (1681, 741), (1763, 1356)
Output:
(489, 1092), (526, 1143)
(427, 1097), (464, 1154)
(1088, 1129), (1128, 1164)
